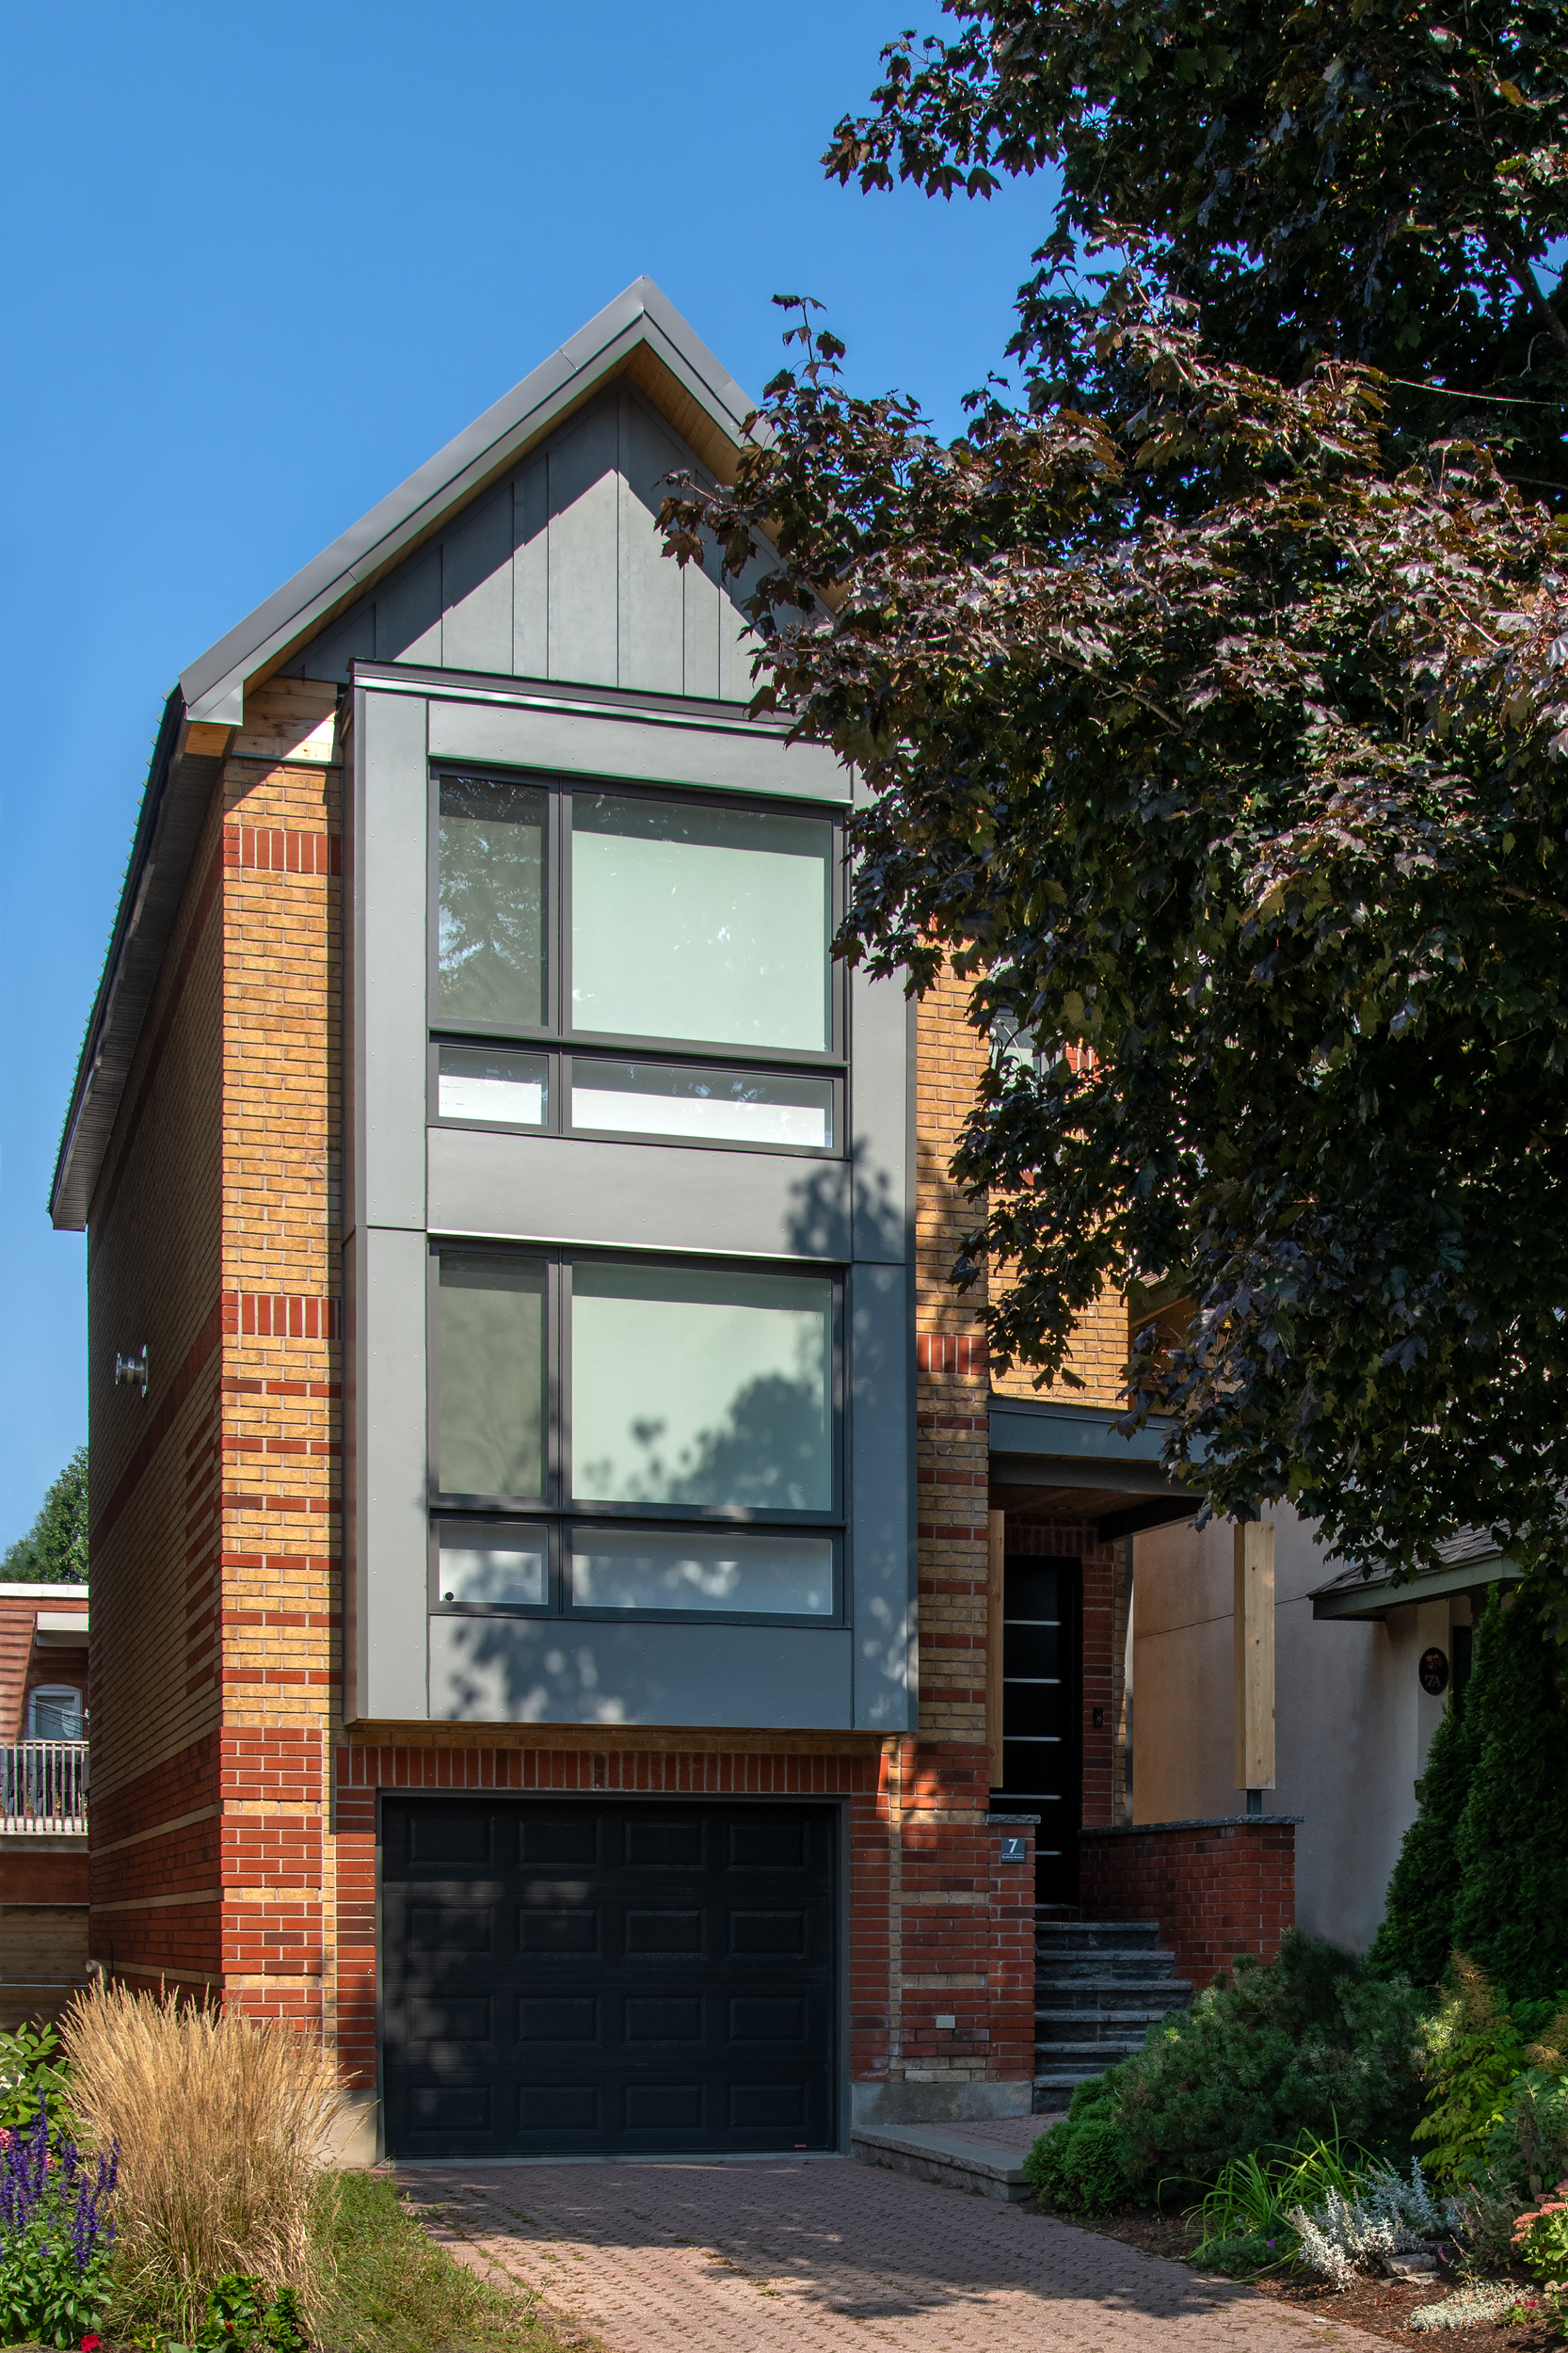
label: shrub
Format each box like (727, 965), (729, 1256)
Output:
(1022, 2076), (1130, 2213)
(1023, 1933), (1428, 2210)
(0, 2093), (117, 2347)
(1113, 1932), (1428, 2189)
(59, 1982), (344, 2340)
(1512, 2180), (1568, 2286)
(1451, 1592), (1568, 2002)
(0, 2021), (72, 2134)
(1287, 2159), (1447, 2291)
(1368, 1652), (1483, 1990)
(1413, 1955), (1568, 2182)
(1188, 2129), (1368, 2275)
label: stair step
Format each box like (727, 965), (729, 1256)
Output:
(1036, 1982), (1192, 2011)
(1040, 1954), (1186, 1982)
(1033, 2033), (1152, 2060)
(1035, 1922), (1163, 1954)
(1037, 2006), (1183, 2033)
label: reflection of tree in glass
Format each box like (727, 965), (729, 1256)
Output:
(579, 1357), (829, 1512)
(438, 777), (546, 1025)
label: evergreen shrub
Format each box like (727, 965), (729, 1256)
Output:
(1024, 1931), (1428, 2209)
(1371, 1590), (1568, 2000)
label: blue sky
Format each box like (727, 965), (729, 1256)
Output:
(0, 0), (1054, 1547)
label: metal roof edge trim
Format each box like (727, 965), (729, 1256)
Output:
(1311, 1553), (1522, 1620)
(988, 1396), (1176, 1465)
(49, 687), (185, 1229)
(180, 278), (761, 725)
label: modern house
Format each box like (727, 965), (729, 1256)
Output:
(0, 1583), (89, 2025)
(55, 279), (1335, 2163)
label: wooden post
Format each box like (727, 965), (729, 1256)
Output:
(987, 1510), (1006, 1790)
(1233, 1521), (1276, 1792)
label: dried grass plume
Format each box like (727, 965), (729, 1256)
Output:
(60, 1981), (346, 2334)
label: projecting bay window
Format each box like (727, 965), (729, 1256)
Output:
(430, 772), (841, 1154)
(430, 1248), (840, 1625)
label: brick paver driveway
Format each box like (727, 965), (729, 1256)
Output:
(402, 2156), (1384, 2353)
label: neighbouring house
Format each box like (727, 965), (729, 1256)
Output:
(1131, 1515), (1516, 1953)
(0, 1583), (89, 2026)
(55, 278), (1334, 2164)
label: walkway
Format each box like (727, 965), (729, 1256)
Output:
(402, 2149), (1385, 2353)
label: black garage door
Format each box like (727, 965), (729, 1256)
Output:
(381, 1797), (837, 2158)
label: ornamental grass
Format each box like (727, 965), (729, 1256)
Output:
(58, 1981), (345, 2337)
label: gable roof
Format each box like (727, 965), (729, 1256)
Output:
(50, 280), (761, 1232)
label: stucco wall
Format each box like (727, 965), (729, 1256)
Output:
(1131, 1505), (1465, 1955)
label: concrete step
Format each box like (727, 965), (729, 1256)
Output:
(850, 2121), (1045, 2203)
(1036, 1979), (1192, 2013)
(1032, 2070), (1108, 2107)
(1032, 2032), (1151, 2063)
(1040, 1952), (1188, 1985)
(1035, 1922), (1164, 1955)
(1036, 2009), (1181, 2043)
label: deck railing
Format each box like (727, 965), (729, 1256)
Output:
(0, 1741), (88, 1833)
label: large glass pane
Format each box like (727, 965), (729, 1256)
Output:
(570, 1264), (832, 1511)
(436, 1524), (548, 1609)
(438, 1253), (547, 1497)
(570, 1528), (833, 1616)
(438, 1044), (548, 1127)
(438, 776), (547, 1027)
(570, 1059), (832, 1150)
(570, 794), (832, 1050)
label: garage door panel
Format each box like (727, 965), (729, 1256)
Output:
(384, 1798), (836, 2157)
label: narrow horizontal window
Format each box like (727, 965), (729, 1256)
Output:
(438, 776), (547, 1028)
(570, 1263), (833, 1513)
(569, 1527), (834, 1616)
(438, 1043), (548, 1127)
(437, 1253), (547, 1498)
(436, 1524), (549, 1609)
(569, 1059), (833, 1150)
(570, 793), (832, 1052)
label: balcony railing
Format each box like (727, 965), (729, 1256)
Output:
(0, 1741), (88, 1833)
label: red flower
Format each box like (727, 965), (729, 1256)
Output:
(80, 2334), (102, 2350)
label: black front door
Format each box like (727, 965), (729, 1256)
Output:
(992, 1556), (1080, 1904)
(381, 1796), (837, 2158)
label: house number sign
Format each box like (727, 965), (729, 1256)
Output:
(998, 1836), (1029, 1863)
(1418, 1647), (1450, 1695)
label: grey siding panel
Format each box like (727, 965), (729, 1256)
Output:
(850, 970), (913, 1264)
(427, 1128), (853, 1261)
(283, 378), (766, 700)
(718, 542), (770, 704)
(353, 1223), (432, 1723)
(356, 690), (429, 1230)
(441, 487), (513, 675)
(848, 1260), (916, 1730)
(619, 392), (686, 695)
(290, 600), (375, 684)
(375, 543), (443, 665)
(425, 696), (851, 800)
(681, 539), (726, 702)
(513, 457), (548, 677)
(547, 400), (620, 686)
(428, 1617), (854, 1727)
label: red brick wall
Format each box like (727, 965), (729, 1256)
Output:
(1079, 1818), (1296, 1988)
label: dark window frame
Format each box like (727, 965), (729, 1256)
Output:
(427, 765), (848, 1079)
(426, 1242), (845, 1621)
(427, 1039), (842, 1160)
(427, 1515), (844, 1629)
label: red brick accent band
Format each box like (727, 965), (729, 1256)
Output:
(916, 1334), (989, 1376)
(224, 825), (341, 876)
(224, 1292), (341, 1341)
(1078, 1817), (1297, 1990)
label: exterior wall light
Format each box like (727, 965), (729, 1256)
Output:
(114, 1345), (149, 1397)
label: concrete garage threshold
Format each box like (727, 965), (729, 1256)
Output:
(851, 2114), (1056, 2202)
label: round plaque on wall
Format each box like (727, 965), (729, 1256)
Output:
(1419, 1647), (1450, 1695)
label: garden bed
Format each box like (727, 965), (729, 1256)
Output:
(1063, 2204), (1564, 2350)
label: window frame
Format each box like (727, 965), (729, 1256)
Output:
(426, 1242), (845, 1528)
(426, 1038), (842, 1160)
(426, 765), (848, 1078)
(27, 1684), (84, 1739)
(427, 1516), (844, 1629)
